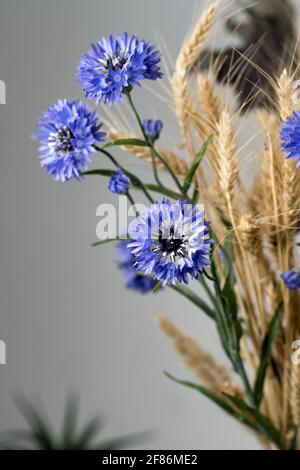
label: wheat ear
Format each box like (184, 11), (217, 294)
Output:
(156, 314), (241, 396)
(172, 3), (219, 158)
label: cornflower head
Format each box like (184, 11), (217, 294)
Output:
(77, 33), (162, 106)
(34, 99), (105, 182)
(128, 199), (213, 286)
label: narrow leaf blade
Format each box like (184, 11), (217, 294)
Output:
(82, 169), (115, 177)
(91, 237), (120, 247)
(102, 138), (149, 149)
(182, 135), (213, 193)
(223, 393), (282, 449)
(253, 302), (283, 407)
(165, 373), (260, 433)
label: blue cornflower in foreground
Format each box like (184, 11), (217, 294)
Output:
(77, 33), (162, 106)
(128, 199), (213, 286)
(281, 270), (300, 290)
(281, 112), (300, 166)
(142, 119), (163, 142)
(117, 241), (158, 294)
(109, 171), (130, 194)
(34, 99), (105, 182)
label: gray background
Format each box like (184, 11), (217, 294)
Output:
(0, 0), (289, 450)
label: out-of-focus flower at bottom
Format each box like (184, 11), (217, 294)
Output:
(117, 240), (158, 294)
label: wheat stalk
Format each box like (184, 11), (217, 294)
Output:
(172, 3), (219, 158)
(215, 107), (239, 221)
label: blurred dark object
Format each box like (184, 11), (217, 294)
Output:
(194, 0), (297, 111)
(0, 394), (152, 450)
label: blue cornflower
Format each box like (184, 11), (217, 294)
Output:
(128, 199), (213, 286)
(142, 119), (163, 142)
(281, 112), (300, 166)
(34, 99), (105, 182)
(281, 270), (300, 290)
(109, 171), (130, 194)
(117, 241), (158, 294)
(77, 33), (163, 106)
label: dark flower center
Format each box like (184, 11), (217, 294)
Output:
(50, 126), (74, 155)
(153, 225), (188, 261)
(106, 55), (128, 71)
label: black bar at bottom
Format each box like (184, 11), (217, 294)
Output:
(0, 450), (299, 466)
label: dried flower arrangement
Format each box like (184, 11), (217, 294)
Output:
(33, 0), (300, 449)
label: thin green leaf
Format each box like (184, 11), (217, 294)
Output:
(142, 184), (182, 200)
(82, 169), (115, 177)
(171, 284), (215, 319)
(222, 277), (238, 318)
(253, 302), (283, 407)
(165, 373), (260, 433)
(221, 276), (243, 353)
(220, 231), (235, 284)
(182, 135), (213, 194)
(91, 237), (120, 247)
(101, 138), (149, 149)
(223, 393), (283, 449)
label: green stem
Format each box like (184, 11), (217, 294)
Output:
(199, 275), (220, 317)
(150, 148), (164, 188)
(126, 191), (138, 214)
(126, 93), (183, 194)
(95, 146), (154, 203)
(143, 184), (182, 200)
(207, 258), (255, 406)
(171, 284), (215, 320)
(82, 169), (183, 201)
(192, 185), (199, 203)
(234, 355), (255, 406)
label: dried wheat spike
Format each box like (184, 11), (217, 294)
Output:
(172, 3), (219, 156)
(215, 107), (239, 222)
(237, 214), (261, 256)
(197, 74), (222, 123)
(156, 314), (242, 397)
(174, 2), (219, 75)
(276, 69), (298, 121)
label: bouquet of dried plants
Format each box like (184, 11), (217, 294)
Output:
(34, 0), (300, 450)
